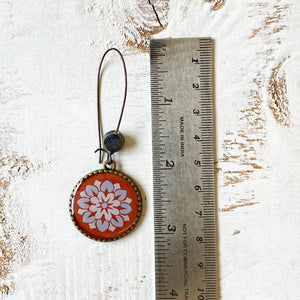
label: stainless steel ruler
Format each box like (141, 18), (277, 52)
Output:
(150, 38), (217, 300)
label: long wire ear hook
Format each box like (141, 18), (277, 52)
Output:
(95, 48), (128, 164)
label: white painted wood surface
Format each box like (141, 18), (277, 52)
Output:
(1, 0), (299, 299)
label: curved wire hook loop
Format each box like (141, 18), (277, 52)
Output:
(95, 48), (128, 163)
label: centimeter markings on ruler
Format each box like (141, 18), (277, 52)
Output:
(150, 38), (217, 300)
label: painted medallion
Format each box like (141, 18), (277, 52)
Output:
(70, 169), (142, 241)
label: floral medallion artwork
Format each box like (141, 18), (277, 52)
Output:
(70, 170), (142, 241)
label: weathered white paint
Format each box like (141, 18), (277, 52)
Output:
(0, 0), (299, 299)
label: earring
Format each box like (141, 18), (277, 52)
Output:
(69, 48), (143, 242)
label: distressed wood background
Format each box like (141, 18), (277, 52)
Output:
(1, 0), (299, 299)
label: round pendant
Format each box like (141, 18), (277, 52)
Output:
(70, 169), (142, 242)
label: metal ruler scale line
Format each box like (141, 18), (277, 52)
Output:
(150, 38), (217, 300)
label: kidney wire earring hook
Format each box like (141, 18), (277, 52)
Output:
(95, 48), (127, 166)
(69, 48), (143, 242)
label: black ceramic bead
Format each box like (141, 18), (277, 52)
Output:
(103, 130), (125, 153)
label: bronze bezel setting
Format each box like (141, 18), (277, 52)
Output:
(69, 169), (143, 242)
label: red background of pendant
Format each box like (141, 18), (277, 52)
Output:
(71, 172), (140, 240)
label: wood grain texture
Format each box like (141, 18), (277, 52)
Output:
(0, 151), (35, 295)
(204, 0), (226, 11)
(86, 0), (168, 53)
(268, 58), (291, 126)
(0, 0), (299, 299)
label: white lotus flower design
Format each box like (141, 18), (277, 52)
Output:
(77, 180), (132, 232)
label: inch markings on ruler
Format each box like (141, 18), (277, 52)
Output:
(150, 38), (217, 300)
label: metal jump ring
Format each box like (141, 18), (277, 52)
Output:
(104, 160), (116, 171)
